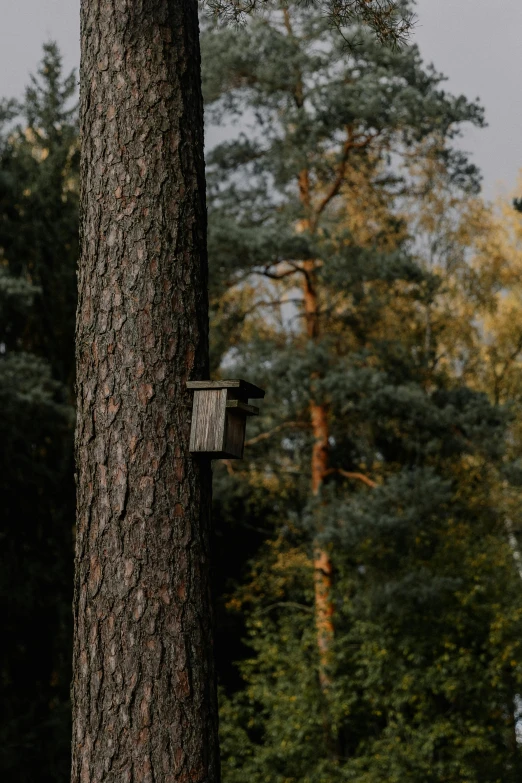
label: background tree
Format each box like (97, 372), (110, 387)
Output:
(0, 43), (78, 783)
(203, 0), (483, 689)
(202, 4), (522, 779)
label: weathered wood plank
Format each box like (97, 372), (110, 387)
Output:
(189, 389), (227, 453)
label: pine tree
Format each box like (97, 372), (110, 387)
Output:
(72, 4), (218, 781)
(0, 44), (78, 782)
(203, 0), (483, 688)
(201, 4), (522, 778)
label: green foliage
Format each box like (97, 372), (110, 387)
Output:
(203, 2), (484, 364)
(203, 0), (414, 48)
(0, 43), (78, 782)
(202, 5), (522, 780)
(0, 42), (79, 387)
(218, 467), (522, 781)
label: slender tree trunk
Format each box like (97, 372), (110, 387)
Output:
(311, 404), (334, 692)
(72, 2), (219, 782)
(303, 262), (338, 766)
(302, 254), (334, 690)
(307, 294), (334, 690)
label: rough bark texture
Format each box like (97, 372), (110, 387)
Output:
(72, 2), (219, 782)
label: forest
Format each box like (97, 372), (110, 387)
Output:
(1, 2), (522, 781)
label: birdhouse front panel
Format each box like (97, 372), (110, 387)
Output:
(189, 388), (228, 454)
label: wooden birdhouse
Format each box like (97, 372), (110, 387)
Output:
(187, 380), (265, 459)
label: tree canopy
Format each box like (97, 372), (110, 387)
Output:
(202, 4), (522, 779)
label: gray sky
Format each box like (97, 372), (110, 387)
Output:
(0, 0), (520, 199)
(414, 0), (522, 200)
(1, 1), (80, 99)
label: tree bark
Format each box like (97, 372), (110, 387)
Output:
(310, 401), (334, 692)
(72, 2), (219, 782)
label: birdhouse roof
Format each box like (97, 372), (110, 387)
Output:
(186, 379), (265, 399)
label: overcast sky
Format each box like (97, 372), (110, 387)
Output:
(1, 0), (520, 199)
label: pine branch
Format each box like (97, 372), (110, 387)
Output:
(222, 458), (236, 474)
(256, 267), (303, 280)
(325, 468), (377, 488)
(241, 297), (303, 317)
(204, 0), (414, 48)
(255, 261), (310, 281)
(259, 601), (314, 615)
(313, 129), (381, 223)
(245, 420), (310, 446)
(330, 0), (414, 48)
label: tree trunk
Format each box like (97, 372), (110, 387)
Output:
(310, 402), (334, 691)
(299, 185), (335, 692)
(72, 2), (219, 782)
